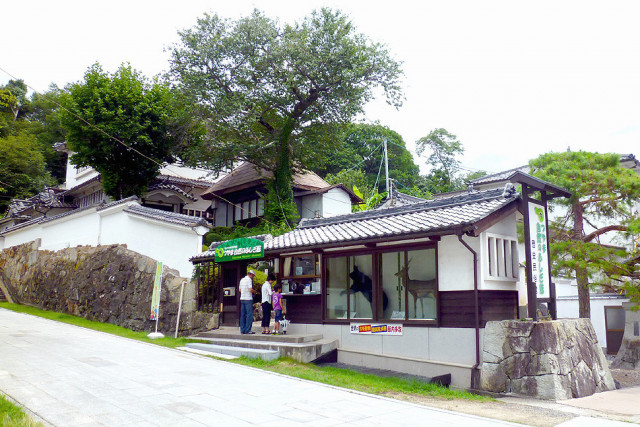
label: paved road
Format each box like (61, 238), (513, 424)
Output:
(0, 309), (522, 426)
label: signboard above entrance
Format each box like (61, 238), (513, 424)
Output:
(214, 238), (264, 262)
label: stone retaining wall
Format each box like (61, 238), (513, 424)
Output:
(481, 319), (615, 400)
(0, 240), (217, 336)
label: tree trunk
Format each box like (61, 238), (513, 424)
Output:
(264, 118), (298, 225)
(573, 202), (591, 318)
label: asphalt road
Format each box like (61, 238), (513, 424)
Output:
(0, 308), (522, 426)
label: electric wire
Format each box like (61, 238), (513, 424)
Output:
(0, 66), (291, 231)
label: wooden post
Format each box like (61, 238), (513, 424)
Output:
(522, 184), (538, 320)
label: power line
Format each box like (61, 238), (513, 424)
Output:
(0, 65), (291, 231)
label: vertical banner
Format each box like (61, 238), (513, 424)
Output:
(150, 262), (163, 321)
(528, 204), (550, 298)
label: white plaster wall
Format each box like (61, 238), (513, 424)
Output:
(1, 205), (202, 278)
(100, 213), (201, 277)
(40, 212), (100, 250)
(64, 161), (99, 190)
(300, 194), (322, 219)
(289, 322), (478, 366)
(479, 215), (519, 291)
(2, 224), (44, 249)
(322, 188), (352, 217)
(438, 235), (477, 291)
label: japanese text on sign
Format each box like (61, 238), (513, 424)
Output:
(528, 204), (550, 298)
(350, 323), (403, 335)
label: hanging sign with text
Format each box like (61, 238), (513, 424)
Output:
(350, 323), (403, 335)
(528, 203), (550, 298)
(213, 238), (264, 262)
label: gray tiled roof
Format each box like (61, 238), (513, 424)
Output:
(147, 183), (198, 201)
(469, 165), (529, 186)
(124, 204), (210, 229)
(4, 188), (75, 218)
(1, 198), (209, 235)
(264, 187), (519, 252)
(376, 191), (426, 209)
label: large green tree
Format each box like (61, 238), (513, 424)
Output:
(61, 64), (186, 200)
(314, 123), (420, 193)
(530, 151), (640, 318)
(169, 8), (403, 225)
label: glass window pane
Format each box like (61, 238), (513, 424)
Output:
(406, 249), (437, 320)
(606, 307), (625, 330)
(379, 251), (405, 320)
(349, 255), (373, 319)
(326, 257), (348, 319)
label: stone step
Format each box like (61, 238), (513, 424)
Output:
(193, 328), (322, 344)
(185, 343), (279, 361)
(190, 336), (339, 364)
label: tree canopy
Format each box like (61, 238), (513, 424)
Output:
(530, 151), (640, 317)
(416, 128), (465, 194)
(169, 8), (403, 225)
(0, 132), (55, 213)
(314, 123), (419, 192)
(61, 63), (187, 200)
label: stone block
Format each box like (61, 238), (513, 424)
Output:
(481, 319), (615, 400)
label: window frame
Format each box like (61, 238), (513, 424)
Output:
(322, 241), (438, 326)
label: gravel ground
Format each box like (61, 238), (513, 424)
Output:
(384, 392), (575, 427)
(610, 368), (640, 388)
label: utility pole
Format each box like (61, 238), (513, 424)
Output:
(384, 138), (390, 195)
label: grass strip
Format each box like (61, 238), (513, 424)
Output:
(0, 302), (492, 402)
(230, 357), (490, 401)
(0, 302), (202, 349)
(0, 394), (44, 427)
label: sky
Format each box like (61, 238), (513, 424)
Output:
(2, 0), (640, 176)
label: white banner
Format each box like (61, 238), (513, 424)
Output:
(528, 204), (550, 298)
(150, 262), (163, 321)
(350, 323), (403, 335)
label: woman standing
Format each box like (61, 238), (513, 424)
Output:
(261, 273), (276, 334)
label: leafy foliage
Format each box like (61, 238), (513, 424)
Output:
(61, 63), (186, 200)
(416, 128), (465, 194)
(0, 132), (56, 213)
(169, 8), (404, 224)
(314, 123), (419, 192)
(530, 151), (640, 315)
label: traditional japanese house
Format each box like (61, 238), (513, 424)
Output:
(192, 175), (570, 388)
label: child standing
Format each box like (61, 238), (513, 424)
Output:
(272, 283), (283, 335)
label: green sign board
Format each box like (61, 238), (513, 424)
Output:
(214, 238), (264, 262)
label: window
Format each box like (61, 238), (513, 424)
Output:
(485, 233), (519, 280)
(233, 197), (265, 223)
(379, 248), (436, 321)
(325, 255), (373, 320)
(77, 190), (104, 208)
(325, 246), (437, 322)
(280, 254), (321, 294)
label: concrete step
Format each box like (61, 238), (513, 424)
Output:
(189, 332), (339, 363)
(185, 343), (279, 361)
(193, 329), (322, 343)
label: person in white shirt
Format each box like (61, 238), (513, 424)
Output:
(239, 270), (256, 334)
(261, 273), (276, 334)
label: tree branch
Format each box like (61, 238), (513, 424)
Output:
(583, 225), (627, 242)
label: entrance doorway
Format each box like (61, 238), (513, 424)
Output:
(605, 306), (625, 355)
(221, 264), (240, 327)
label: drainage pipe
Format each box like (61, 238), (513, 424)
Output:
(457, 233), (480, 390)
